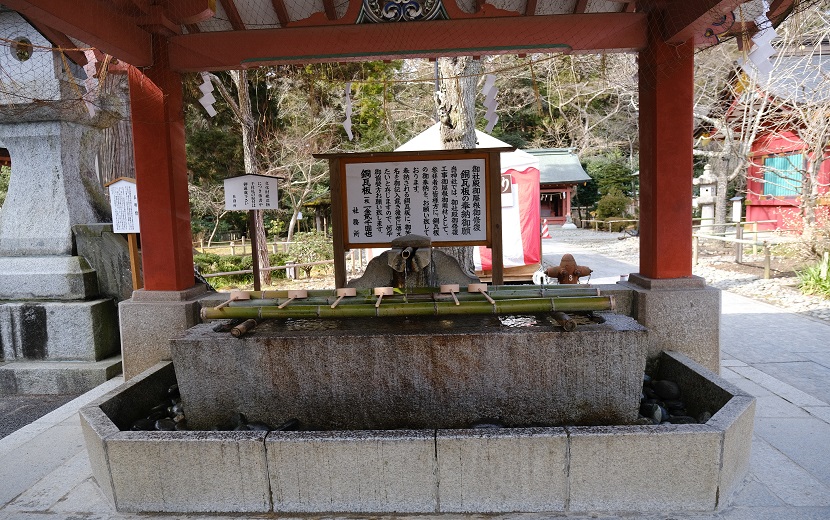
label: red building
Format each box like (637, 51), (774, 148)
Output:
(528, 149), (591, 227)
(745, 130), (830, 231)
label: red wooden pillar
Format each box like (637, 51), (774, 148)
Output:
(637, 13), (695, 279)
(128, 35), (194, 291)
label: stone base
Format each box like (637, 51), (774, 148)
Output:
(0, 256), (99, 300)
(80, 351), (755, 514)
(623, 274), (721, 373)
(118, 285), (209, 380)
(173, 313), (648, 430)
(0, 299), (120, 361)
(0, 355), (122, 395)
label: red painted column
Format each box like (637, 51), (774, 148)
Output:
(638, 13), (695, 279)
(128, 35), (194, 291)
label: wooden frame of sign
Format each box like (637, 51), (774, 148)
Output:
(315, 148), (512, 288)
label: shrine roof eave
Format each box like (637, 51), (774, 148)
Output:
(168, 13), (647, 72)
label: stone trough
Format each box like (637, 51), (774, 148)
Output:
(81, 344), (755, 514)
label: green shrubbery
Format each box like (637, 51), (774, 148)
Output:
(799, 252), (830, 299)
(287, 231), (334, 277)
(194, 251), (289, 287)
(595, 188), (632, 219)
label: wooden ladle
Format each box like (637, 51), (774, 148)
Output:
(277, 289), (308, 309)
(440, 283), (461, 305)
(214, 289), (250, 310)
(330, 287), (357, 309)
(374, 286), (393, 308)
(467, 283), (496, 304)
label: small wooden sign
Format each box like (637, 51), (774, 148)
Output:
(224, 174), (279, 211)
(106, 177), (140, 234)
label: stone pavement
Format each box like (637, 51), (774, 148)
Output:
(1, 243), (829, 518)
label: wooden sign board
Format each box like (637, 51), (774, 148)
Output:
(106, 177), (140, 234)
(341, 155), (489, 248)
(224, 174), (279, 211)
(315, 148), (511, 287)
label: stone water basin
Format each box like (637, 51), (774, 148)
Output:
(171, 312), (647, 430)
(80, 352), (754, 514)
(80, 312), (754, 514)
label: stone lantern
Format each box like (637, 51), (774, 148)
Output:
(693, 164), (717, 235)
(0, 9), (123, 394)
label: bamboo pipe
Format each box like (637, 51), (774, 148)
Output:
(247, 284), (597, 300)
(229, 287), (600, 308)
(201, 295), (615, 321)
(551, 311), (577, 332)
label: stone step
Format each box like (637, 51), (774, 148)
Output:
(0, 356), (122, 395)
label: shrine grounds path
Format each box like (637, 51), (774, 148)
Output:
(2, 229), (830, 519)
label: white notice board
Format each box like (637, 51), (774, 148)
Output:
(343, 157), (487, 245)
(224, 175), (279, 210)
(107, 178), (140, 234)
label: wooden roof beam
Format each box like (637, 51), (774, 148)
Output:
(168, 12), (647, 71)
(660, 0), (747, 45)
(2, 0), (152, 66)
(219, 0), (246, 30)
(25, 20), (88, 65)
(322, 0), (338, 20)
(270, 0), (291, 26)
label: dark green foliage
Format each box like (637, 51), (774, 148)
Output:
(193, 252), (289, 287)
(586, 155), (636, 196)
(0, 165), (10, 209)
(287, 231), (334, 277)
(595, 188), (631, 219)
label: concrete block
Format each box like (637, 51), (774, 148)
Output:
(106, 430), (271, 513)
(119, 287), (206, 380)
(712, 396), (756, 506)
(627, 276), (721, 373)
(73, 223), (135, 303)
(0, 299), (119, 362)
(0, 256), (98, 300)
(79, 405), (119, 507)
(0, 356), (122, 395)
(567, 424), (722, 512)
(436, 427), (568, 512)
(268, 430), (437, 513)
(172, 313), (647, 430)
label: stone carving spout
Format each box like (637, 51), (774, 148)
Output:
(387, 234), (432, 274)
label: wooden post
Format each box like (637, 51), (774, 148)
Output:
(127, 233), (143, 290)
(763, 243), (770, 280)
(488, 151), (504, 286)
(692, 235), (698, 266)
(248, 210), (261, 291)
(328, 157), (347, 288)
(735, 224), (743, 263)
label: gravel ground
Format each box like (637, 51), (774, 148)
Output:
(552, 229), (830, 324)
(247, 229), (830, 323)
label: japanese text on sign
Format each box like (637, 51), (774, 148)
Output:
(108, 181), (140, 233)
(224, 175), (279, 211)
(344, 158), (487, 245)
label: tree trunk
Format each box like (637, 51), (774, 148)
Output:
(714, 158), (729, 235)
(230, 70), (272, 285)
(97, 75), (135, 186)
(435, 57), (481, 275)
